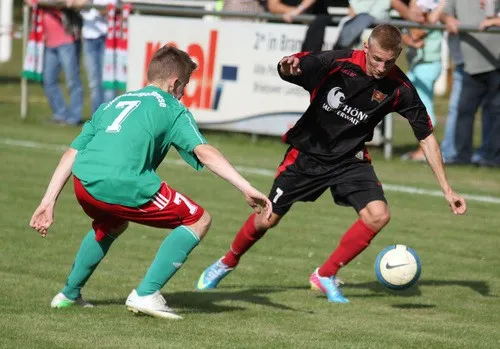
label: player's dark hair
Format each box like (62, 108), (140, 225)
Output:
(147, 45), (197, 83)
(368, 24), (402, 53)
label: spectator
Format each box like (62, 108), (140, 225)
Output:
(29, 0), (83, 125)
(334, 0), (425, 50)
(68, 0), (115, 114)
(440, 35), (493, 164)
(440, 0), (500, 166)
(223, 0), (266, 21)
(440, 32), (466, 163)
(479, 15), (500, 29)
(401, 0), (446, 162)
(266, 0), (330, 51)
(267, 0), (327, 23)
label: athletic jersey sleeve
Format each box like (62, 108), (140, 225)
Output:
(70, 105), (105, 150)
(278, 50), (351, 92)
(394, 83), (433, 141)
(170, 110), (208, 171)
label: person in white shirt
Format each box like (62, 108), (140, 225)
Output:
(68, 0), (116, 113)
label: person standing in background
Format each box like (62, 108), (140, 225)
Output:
(334, 0), (425, 51)
(439, 30), (467, 163)
(401, 0), (446, 162)
(471, 0), (500, 165)
(440, 0), (500, 166)
(67, 0), (116, 114)
(27, 0), (84, 125)
(267, 0), (328, 24)
(222, 0), (266, 21)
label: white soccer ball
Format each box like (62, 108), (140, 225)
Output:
(374, 244), (421, 290)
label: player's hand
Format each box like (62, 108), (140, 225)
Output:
(29, 203), (55, 237)
(243, 187), (273, 220)
(279, 56), (302, 76)
(444, 191), (467, 215)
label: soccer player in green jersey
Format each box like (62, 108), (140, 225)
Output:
(29, 45), (272, 320)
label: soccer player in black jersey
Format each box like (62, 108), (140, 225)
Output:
(196, 24), (467, 303)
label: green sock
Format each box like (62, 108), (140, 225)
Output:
(136, 226), (200, 296)
(62, 230), (115, 300)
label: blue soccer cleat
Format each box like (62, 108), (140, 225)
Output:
(309, 268), (350, 303)
(196, 258), (233, 290)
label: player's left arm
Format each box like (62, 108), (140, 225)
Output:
(30, 148), (78, 237)
(394, 84), (466, 215)
(170, 110), (272, 218)
(170, 110), (208, 171)
(418, 134), (466, 215)
(193, 144), (272, 219)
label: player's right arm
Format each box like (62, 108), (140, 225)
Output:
(30, 115), (99, 237)
(278, 50), (349, 92)
(29, 148), (77, 237)
(193, 144), (273, 219)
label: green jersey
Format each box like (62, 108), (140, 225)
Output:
(71, 86), (208, 207)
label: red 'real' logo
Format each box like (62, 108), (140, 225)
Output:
(142, 30), (218, 110)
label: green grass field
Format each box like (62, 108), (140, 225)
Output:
(1, 39), (499, 349)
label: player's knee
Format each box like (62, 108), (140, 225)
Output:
(201, 211), (212, 231)
(376, 210), (391, 228)
(256, 212), (281, 231)
(360, 204), (390, 231)
(108, 221), (129, 238)
(189, 210), (212, 240)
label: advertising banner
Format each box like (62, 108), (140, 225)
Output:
(128, 15), (342, 135)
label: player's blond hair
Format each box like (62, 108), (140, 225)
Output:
(368, 24), (403, 53)
(147, 45), (197, 83)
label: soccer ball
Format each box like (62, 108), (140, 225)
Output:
(374, 244), (421, 290)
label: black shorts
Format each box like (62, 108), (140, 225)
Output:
(269, 147), (387, 216)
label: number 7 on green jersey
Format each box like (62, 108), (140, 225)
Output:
(106, 100), (141, 133)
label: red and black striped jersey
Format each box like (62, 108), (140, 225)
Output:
(280, 49), (433, 163)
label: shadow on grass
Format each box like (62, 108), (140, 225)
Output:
(89, 279), (492, 315)
(0, 75), (30, 85)
(345, 279), (492, 297)
(92, 287), (311, 314)
(392, 303), (436, 309)
(0, 76), (20, 84)
(247, 279), (492, 298)
(0, 75), (45, 88)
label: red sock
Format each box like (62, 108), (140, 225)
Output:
(222, 213), (267, 268)
(318, 219), (377, 277)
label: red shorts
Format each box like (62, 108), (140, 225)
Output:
(73, 177), (205, 241)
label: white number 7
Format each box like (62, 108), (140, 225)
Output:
(273, 188), (283, 204)
(106, 100), (141, 133)
(173, 193), (198, 214)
